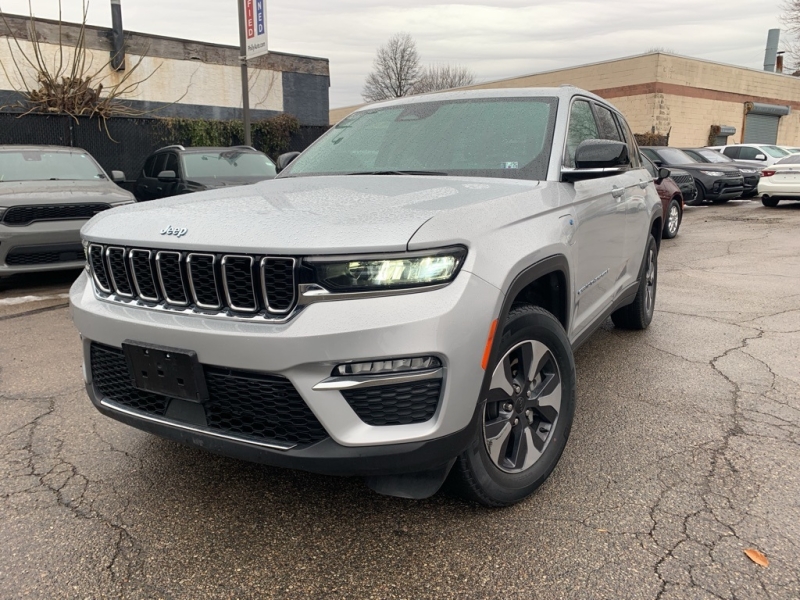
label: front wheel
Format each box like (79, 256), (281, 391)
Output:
(611, 235), (658, 330)
(662, 199), (682, 239)
(450, 305), (576, 507)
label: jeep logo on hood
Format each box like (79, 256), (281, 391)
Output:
(161, 226), (188, 238)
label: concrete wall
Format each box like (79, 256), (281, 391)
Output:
(0, 14), (330, 125)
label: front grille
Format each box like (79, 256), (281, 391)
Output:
(5, 244), (84, 266)
(342, 379), (442, 426)
(670, 173), (693, 185)
(90, 343), (328, 446)
(2, 203), (111, 226)
(88, 244), (297, 319)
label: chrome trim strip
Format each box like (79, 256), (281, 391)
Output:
(297, 282), (450, 305)
(88, 243), (112, 293)
(155, 251), (189, 307)
(186, 253), (222, 310)
(99, 399), (296, 450)
(105, 246), (135, 298)
(260, 256), (297, 315)
(313, 368), (443, 391)
(128, 249), (160, 303)
(221, 255), (258, 313)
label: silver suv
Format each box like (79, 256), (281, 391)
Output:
(71, 88), (663, 506)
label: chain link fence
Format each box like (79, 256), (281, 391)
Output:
(0, 113), (329, 187)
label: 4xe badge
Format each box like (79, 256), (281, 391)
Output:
(161, 226), (187, 238)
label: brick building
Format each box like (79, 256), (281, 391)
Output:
(330, 53), (800, 147)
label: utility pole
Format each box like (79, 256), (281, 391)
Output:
(237, 0), (252, 146)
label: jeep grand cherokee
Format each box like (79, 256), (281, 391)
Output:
(71, 88), (663, 506)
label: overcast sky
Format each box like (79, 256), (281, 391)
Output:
(0, 0), (789, 108)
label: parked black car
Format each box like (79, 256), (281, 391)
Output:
(681, 147), (760, 198)
(640, 147), (743, 204)
(135, 146), (277, 201)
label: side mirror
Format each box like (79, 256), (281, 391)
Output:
(655, 167), (671, 184)
(111, 170), (126, 183)
(754, 154), (767, 161)
(276, 152), (300, 172)
(563, 140), (629, 181)
(157, 170), (177, 182)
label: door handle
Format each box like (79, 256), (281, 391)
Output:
(611, 186), (625, 199)
(638, 180), (649, 189)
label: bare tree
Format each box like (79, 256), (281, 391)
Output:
(362, 33), (421, 102)
(413, 64), (475, 94)
(781, 1), (800, 68)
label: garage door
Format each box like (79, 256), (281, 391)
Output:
(743, 102), (791, 144)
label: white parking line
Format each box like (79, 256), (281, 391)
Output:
(0, 293), (71, 306)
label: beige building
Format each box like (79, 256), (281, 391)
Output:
(331, 53), (800, 147)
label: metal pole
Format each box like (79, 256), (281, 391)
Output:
(110, 0), (125, 71)
(237, 0), (252, 146)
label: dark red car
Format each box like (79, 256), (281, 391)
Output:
(642, 154), (685, 239)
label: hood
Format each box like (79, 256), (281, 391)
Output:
(82, 175), (540, 254)
(189, 176), (274, 190)
(0, 179), (135, 205)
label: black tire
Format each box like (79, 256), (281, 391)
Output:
(693, 184), (706, 205)
(450, 305), (576, 507)
(743, 190), (758, 199)
(711, 197), (730, 204)
(762, 196), (780, 207)
(662, 198), (682, 239)
(611, 235), (658, 330)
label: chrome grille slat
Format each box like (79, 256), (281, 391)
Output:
(155, 251), (189, 306)
(261, 257), (297, 314)
(221, 255), (258, 313)
(106, 247), (134, 298)
(87, 244), (297, 320)
(129, 250), (160, 302)
(89, 244), (112, 293)
(187, 253), (221, 310)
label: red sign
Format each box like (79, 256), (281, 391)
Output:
(246, 0), (255, 39)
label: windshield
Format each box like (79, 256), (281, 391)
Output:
(762, 146), (790, 158)
(654, 148), (695, 165)
(0, 149), (106, 182)
(282, 97), (558, 181)
(697, 149), (731, 163)
(182, 152), (277, 179)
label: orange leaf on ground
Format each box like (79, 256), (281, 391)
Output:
(744, 549), (769, 567)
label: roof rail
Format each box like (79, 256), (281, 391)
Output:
(155, 144), (186, 152)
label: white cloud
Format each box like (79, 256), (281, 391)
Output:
(0, 0), (786, 108)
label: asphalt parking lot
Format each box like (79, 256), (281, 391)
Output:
(1, 199), (799, 599)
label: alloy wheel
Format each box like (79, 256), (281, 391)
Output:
(483, 340), (562, 474)
(645, 248), (656, 315)
(667, 205), (680, 235)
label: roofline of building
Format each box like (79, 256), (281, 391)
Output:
(0, 12), (329, 65)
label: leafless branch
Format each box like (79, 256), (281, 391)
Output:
(362, 33), (421, 102)
(412, 64), (475, 94)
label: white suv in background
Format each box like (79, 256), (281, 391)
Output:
(708, 144), (791, 167)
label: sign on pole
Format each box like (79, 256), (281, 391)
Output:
(242, 0), (268, 60)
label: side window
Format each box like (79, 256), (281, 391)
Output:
(641, 154), (658, 179)
(738, 147), (759, 160)
(722, 147), (739, 159)
(153, 154), (168, 176)
(594, 105), (622, 141)
(565, 100), (599, 167)
(615, 115), (641, 168)
(165, 153), (180, 175)
(143, 156), (156, 178)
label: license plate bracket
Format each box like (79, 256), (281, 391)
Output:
(122, 341), (209, 403)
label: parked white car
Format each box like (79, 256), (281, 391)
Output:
(707, 144), (791, 167)
(758, 154), (800, 207)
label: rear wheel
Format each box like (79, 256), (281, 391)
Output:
(611, 235), (658, 330)
(662, 199), (682, 239)
(762, 196), (780, 207)
(450, 305), (576, 507)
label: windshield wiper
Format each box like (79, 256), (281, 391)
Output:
(346, 170), (448, 176)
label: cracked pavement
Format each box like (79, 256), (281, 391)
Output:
(1, 200), (798, 599)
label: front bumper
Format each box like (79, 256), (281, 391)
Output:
(71, 270), (502, 474)
(704, 176), (745, 200)
(0, 220), (85, 276)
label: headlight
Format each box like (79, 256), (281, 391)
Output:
(307, 247), (467, 292)
(699, 170), (725, 177)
